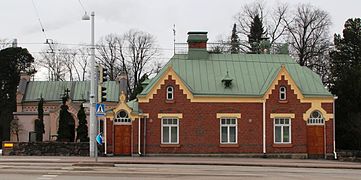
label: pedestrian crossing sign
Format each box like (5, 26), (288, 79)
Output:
(96, 103), (105, 116)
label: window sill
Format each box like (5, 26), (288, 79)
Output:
(165, 100), (175, 104)
(160, 144), (180, 148)
(273, 143), (293, 148)
(219, 144), (239, 148)
(278, 100), (288, 104)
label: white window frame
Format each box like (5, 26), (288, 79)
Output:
(166, 86), (174, 100)
(114, 110), (131, 125)
(161, 118), (179, 144)
(220, 118), (238, 144)
(307, 111), (325, 125)
(274, 117), (291, 144)
(279, 86), (287, 100)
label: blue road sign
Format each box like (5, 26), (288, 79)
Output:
(96, 103), (105, 116)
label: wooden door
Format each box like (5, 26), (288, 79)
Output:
(307, 126), (324, 158)
(114, 125), (131, 155)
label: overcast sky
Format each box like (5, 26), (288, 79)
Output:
(1, 0), (360, 79)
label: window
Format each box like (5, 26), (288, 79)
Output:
(274, 118), (291, 144)
(161, 118), (178, 144)
(115, 110), (131, 123)
(279, 86), (287, 100)
(220, 118), (237, 144)
(166, 86), (174, 100)
(307, 111), (324, 125)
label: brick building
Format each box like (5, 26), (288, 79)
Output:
(104, 32), (336, 158)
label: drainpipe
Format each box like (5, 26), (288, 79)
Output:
(324, 120), (327, 159)
(263, 100), (266, 155)
(333, 96), (338, 159)
(138, 118), (141, 156)
(143, 117), (147, 156)
(104, 117), (107, 155)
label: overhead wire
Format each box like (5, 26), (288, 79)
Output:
(31, 0), (47, 40)
(78, 0), (87, 12)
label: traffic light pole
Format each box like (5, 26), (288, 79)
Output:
(89, 12), (97, 160)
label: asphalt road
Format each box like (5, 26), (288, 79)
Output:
(0, 163), (361, 180)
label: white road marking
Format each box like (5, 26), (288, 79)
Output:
(43, 175), (58, 177)
(37, 174), (58, 180)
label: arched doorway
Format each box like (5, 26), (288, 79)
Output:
(113, 110), (132, 155)
(307, 110), (325, 158)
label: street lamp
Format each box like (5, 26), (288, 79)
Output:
(82, 11), (97, 159)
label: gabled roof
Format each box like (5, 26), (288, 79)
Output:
(139, 54), (331, 97)
(23, 81), (120, 102)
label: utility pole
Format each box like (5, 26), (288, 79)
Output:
(82, 11), (97, 159)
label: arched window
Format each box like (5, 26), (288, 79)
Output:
(279, 86), (287, 100)
(115, 110), (130, 123)
(307, 110), (324, 125)
(166, 86), (174, 100)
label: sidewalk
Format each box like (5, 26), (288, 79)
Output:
(1, 156), (361, 169)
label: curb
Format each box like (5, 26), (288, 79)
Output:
(71, 161), (361, 170)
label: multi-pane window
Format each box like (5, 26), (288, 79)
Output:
(279, 86), (287, 100)
(274, 118), (291, 143)
(307, 111), (324, 125)
(220, 118), (237, 144)
(115, 111), (131, 123)
(161, 118), (178, 144)
(166, 86), (174, 100)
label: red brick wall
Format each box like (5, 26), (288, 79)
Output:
(266, 75), (311, 153)
(139, 76), (262, 154)
(188, 42), (206, 49)
(137, 75), (333, 155)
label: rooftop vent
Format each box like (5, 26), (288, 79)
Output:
(221, 71), (233, 88)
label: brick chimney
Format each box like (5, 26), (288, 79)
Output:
(187, 31), (209, 59)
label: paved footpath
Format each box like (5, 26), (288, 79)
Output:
(0, 156), (360, 169)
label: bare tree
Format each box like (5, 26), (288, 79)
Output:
(234, 0), (265, 37)
(38, 43), (88, 81)
(283, 4), (331, 67)
(76, 47), (90, 81)
(38, 43), (67, 81)
(121, 30), (159, 96)
(234, 1), (288, 52)
(95, 34), (123, 81)
(268, 4), (288, 50)
(10, 117), (22, 142)
(96, 30), (159, 98)
(59, 48), (77, 81)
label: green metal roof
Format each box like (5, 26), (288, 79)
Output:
(127, 99), (141, 113)
(23, 81), (120, 102)
(140, 54), (331, 97)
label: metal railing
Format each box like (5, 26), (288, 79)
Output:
(174, 42), (289, 55)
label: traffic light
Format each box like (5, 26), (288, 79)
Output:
(98, 66), (108, 102)
(99, 66), (108, 84)
(100, 86), (107, 102)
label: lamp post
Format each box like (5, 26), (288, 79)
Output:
(82, 11), (97, 159)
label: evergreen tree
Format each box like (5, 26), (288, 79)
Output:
(35, 97), (45, 141)
(0, 47), (35, 144)
(57, 93), (75, 142)
(248, 14), (267, 54)
(76, 103), (89, 142)
(330, 18), (361, 150)
(230, 23), (240, 54)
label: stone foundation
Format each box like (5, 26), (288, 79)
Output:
(2, 141), (89, 156)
